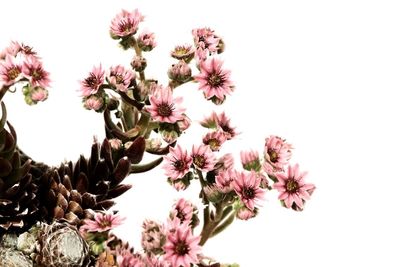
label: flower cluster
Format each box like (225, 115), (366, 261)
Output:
(0, 41), (50, 104)
(0, 7), (315, 267)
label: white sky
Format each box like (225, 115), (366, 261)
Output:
(1, 0), (400, 266)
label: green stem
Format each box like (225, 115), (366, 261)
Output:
(199, 202), (225, 246)
(0, 85), (10, 101)
(210, 212), (235, 238)
(130, 37), (146, 81)
(130, 157), (163, 173)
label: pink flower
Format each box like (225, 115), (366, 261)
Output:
(109, 65), (134, 92)
(30, 87), (48, 102)
(163, 145), (193, 180)
(195, 58), (233, 103)
(215, 169), (236, 193)
(264, 135), (293, 171)
(215, 153), (235, 173)
(240, 150), (261, 171)
(163, 223), (201, 267)
(117, 249), (145, 267)
(232, 171), (265, 211)
(110, 9), (144, 38)
(191, 144), (216, 172)
(171, 44), (195, 62)
(170, 198), (195, 224)
(80, 65), (105, 96)
(147, 86), (185, 123)
(80, 212), (125, 233)
(0, 55), (22, 85)
(202, 131), (227, 151)
(137, 31), (157, 51)
(22, 56), (50, 88)
(141, 219), (165, 254)
(192, 28), (220, 61)
(145, 256), (170, 267)
(192, 28), (220, 51)
(200, 111), (237, 139)
(0, 41), (21, 59)
(273, 164), (315, 210)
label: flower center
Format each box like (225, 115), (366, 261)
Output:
(85, 74), (100, 88)
(173, 160), (185, 171)
(115, 74), (124, 84)
(193, 155), (205, 168)
(221, 124), (233, 136)
(176, 209), (186, 222)
(175, 47), (189, 56)
(8, 67), (20, 80)
(205, 139), (219, 151)
(119, 21), (133, 34)
(157, 103), (173, 117)
(243, 187), (255, 199)
(174, 240), (189, 256)
(208, 73), (222, 87)
(286, 178), (299, 193)
(32, 69), (43, 80)
(99, 220), (112, 229)
(268, 149), (279, 163)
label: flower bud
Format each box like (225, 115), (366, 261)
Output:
(203, 185), (223, 203)
(236, 206), (257, 220)
(161, 129), (178, 144)
(167, 60), (192, 83)
(130, 56), (147, 72)
(83, 93), (107, 112)
(23, 85), (48, 105)
(109, 138), (123, 151)
(137, 31), (157, 52)
(145, 138), (162, 150)
(177, 114), (191, 132)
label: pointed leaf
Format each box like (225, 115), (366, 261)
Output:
(75, 172), (89, 194)
(124, 136), (145, 164)
(106, 184), (132, 199)
(94, 200), (115, 210)
(0, 157), (12, 177)
(113, 157), (130, 184)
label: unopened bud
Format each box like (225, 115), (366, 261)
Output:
(131, 56), (147, 72)
(168, 60), (192, 83)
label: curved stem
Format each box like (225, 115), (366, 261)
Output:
(0, 85), (10, 101)
(130, 157), (163, 173)
(119, 91), (144, 110)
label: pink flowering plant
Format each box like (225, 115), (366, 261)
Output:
(0, 7), (315, 267)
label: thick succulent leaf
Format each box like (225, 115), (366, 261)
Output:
(100, 139), (114, 170)
(81, 192), (96, 209)
(106, 184), (132, 199)
(75, 172), (89, 194)
(89, 141), (100, 171)
(94, 180), (110, 197)
(113, 157), (130, 184)
(93, 159), (110, 183)
(0, 157), (12, 177)
(0, 102), (6, 131)
(124, 136), (145, 164)
(94, 200), (115, 210)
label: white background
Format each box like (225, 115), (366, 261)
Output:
(1, 0), (400, 266)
